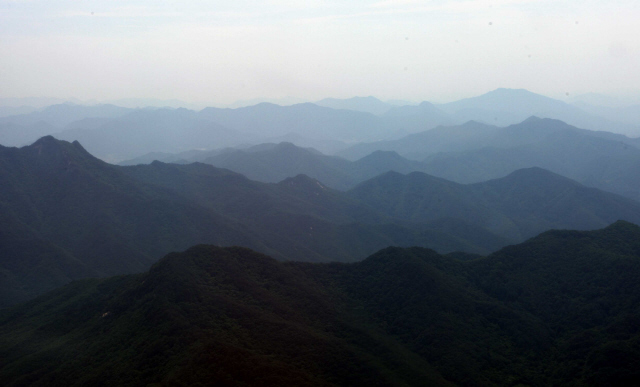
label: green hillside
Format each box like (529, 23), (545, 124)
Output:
(2, 222), (640, 385)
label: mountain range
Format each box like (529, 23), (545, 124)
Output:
(0, 137), (495, 306)
(3, 136), (640, 308)
(2, 88), (640, 385)
(1, 88), (639, 163)
(437, 88), (640, 134)
(2, 221), (640, 385)
(339, 116), (639, 160)
(124, 116), (640, 203)
(349, 167), (640, 241)
(314, 96), (399, 115)
(335, 117), (640, 202)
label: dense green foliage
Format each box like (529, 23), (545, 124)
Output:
(0, 246), (448, 386)
(2, 222), (640, 385)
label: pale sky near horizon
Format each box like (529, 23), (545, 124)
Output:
(1, 0), (639, 106)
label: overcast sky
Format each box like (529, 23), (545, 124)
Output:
(1, 0), (639, 105)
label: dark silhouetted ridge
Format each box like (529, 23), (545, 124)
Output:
(5, 222), (640, 385)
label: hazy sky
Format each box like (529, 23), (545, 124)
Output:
(1, 0), (639, 105)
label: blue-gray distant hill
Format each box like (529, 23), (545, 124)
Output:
(379, 101), (454, 135)
(314, 96), (396, 115)
(348, 167), (640, 241)
(338, 120), (498, 161)
(145, 141), (428, 191)
(571, 100), (640, 127)
(2, 89), (639, 163)
(126, 117), (640, 203)
(48, 102), (443, 160)
(339, 117), (640, 201)
(198, 102), (396, 143)
(0, 104), (133, 148)
(54, 108), (246, 163)
(438, 88), (640, 135)
(418, 118), (640, 201)
(0, 103), (131, 128)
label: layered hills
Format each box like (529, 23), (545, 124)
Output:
(0, 137), (498, 306)
(123, 116), (640, 202)
(118, 159), (508, 260)
(3, 136), (640, 307)
(420, 123), (640, 201)
(437, 88), (640, 135)
(339, 117), (640, 201)
(3, 90), (640, 385)
(2, 88), (639, 163)
(348, 168), (640, 241)
(54, 108), (246, 163)
(2, 222), (640, 385)
(339, 116), (639, 161)
(314, 95), (398, 115)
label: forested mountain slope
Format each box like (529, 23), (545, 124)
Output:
(2, 222), (640, 386)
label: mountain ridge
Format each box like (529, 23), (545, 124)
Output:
(3, 222), (640, 385)
(0, 137), (514, 306)
(348, 167), (640, 241)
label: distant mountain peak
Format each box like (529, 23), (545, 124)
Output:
(504, 166), (558, 178)
(317, 95), (383, 103)
(278, 174), (328, 193)
(490, 87), (532, 95)
(314, 96), (392, 115)
(607, 219), (639, 229)
(269, 141), (324, 155)
(272, 141), (311, 154)
(497, 167), (575, 183)
(522, 115), (542, 123)
(440, 88), (566, 116)
(30, 136), (75, 156)
(363, 150), (404, 160)
(252, 102), (280, 108)
(509, 116), (576, 131)
(70, 139), (90, 153)
(482, 88), (553, 102)
(460, 120), (494, 128)
(481, 167), (582, 192)
(275, 141), (298, 149)
(31, 135), (58, 146)
(27, 136), (99, 167)
(280, 173), (318, 183)
(483, 88), (550, 101)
